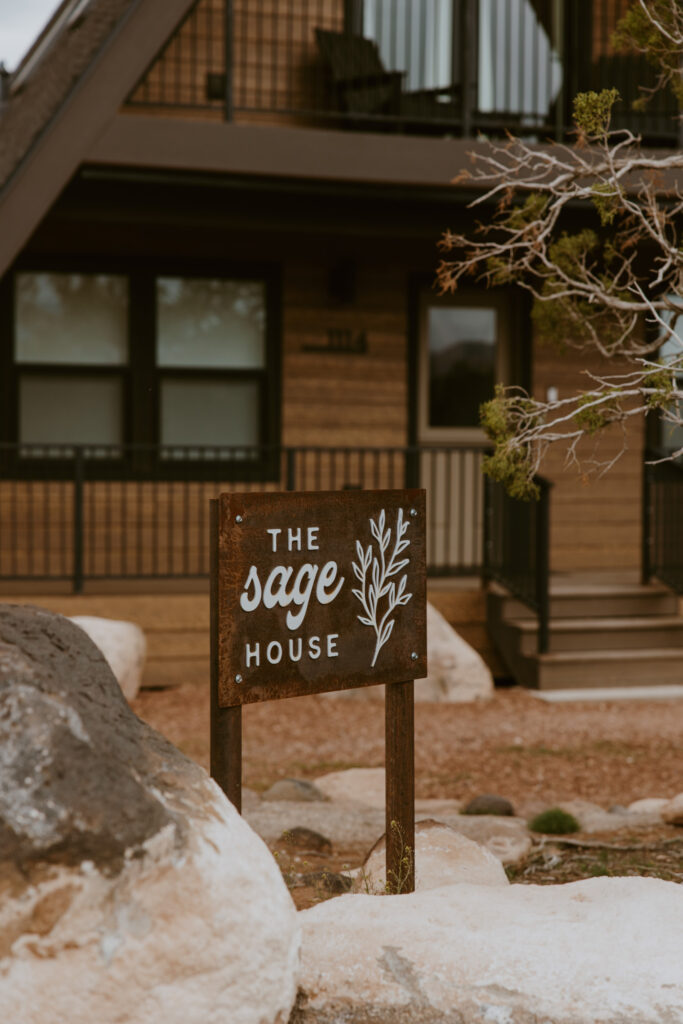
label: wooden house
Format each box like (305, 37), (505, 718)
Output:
(0, 0), (681, 689)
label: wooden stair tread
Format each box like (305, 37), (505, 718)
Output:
(538, 647), (683, 664)
(508, 615), (683, 634)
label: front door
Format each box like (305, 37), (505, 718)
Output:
(417, 288), (511, 572)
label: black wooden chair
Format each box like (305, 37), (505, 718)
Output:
(315, 28), (460, 124)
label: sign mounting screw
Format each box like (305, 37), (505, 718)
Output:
(235, 674), (243, 683)
(235, 515), (243, 523)
(411, 651), (418, 660)
(410, 508), (417, 517)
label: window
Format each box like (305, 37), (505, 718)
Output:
(417, 290), (510, 443)
(656, 301), (683, 457)
(15, 272), (128, 454)
(7, 265), (278, 472)
(155, 276), (268, 457)
(362, 0), (563, 127)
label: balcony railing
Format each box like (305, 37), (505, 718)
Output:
(0, 442), (489, 591)
(125, 0), (680, 145)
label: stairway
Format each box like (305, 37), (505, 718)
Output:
(487, 575), (683, 690)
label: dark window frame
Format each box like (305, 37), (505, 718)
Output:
(1, 255), (282, 481)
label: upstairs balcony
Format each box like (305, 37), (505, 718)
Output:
(124, 0), (680, 147)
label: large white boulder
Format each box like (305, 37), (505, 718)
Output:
(294, 877), (683, 1023)
(0, 604), (300, 1024)
(416, 601), (493, 701)
(70, 614), (146, 702)
(358, 820), (509, 893)
(321, 601), (493, 701)
(315, 767), (386, 807)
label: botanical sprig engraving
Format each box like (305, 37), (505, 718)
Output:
(351, 508), (412, 667)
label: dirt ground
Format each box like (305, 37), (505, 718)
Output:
(132, 683), (683, 907)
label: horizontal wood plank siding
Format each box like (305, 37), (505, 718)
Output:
(281, 261), (408, 448)
(533, 341), (644, 572)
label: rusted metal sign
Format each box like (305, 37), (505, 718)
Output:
(214, 489), (427, 707)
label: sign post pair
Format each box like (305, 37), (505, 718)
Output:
(210, 489), (427, 893)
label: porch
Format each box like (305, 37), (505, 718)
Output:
(1, 442), (681, 690)
(123, 0), (681, 147)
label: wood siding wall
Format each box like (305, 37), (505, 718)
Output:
(533, 342), (644, 572)
(281, 260), (407, 448)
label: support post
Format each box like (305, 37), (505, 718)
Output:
(385, 679), (415, 894)
(72, 446), (84, 594)
(210, 498), (242, 811)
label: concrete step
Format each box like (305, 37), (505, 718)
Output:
(536, 648), (683, 690)
(510, 615), (683, 655)
(489, 581), (678, 621)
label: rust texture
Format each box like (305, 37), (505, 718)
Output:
(216, 490), (426, 707)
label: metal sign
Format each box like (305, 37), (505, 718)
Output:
(210, 488), (426, 894)
(214, 489), (427, 707)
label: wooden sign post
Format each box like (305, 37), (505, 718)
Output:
(210, 489), (426, 893)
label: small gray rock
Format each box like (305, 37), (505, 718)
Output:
(263, 778), (327, 802)
(281, 826), (332, 853)
(462, 794), (515, 817)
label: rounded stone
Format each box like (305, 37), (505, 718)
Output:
(357, 819), (509, 893)
(262, 778), (327, 803)
(281, 826), (332, 853)
(462, 794), (515, 817)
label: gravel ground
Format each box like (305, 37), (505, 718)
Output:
(132, 684), (682, 815)
(132, 683), (683, 907)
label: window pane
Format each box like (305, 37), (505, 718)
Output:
(364, 0), (453, 91)
(160, 378), (260, 451)
(20, 376), (123, 447)
(428, 306), (496, 429)
(658, 300), (683, 454)
(157, 278), (265, 369)
(15, 273), (128, 365)
(478, 0), (562, 123)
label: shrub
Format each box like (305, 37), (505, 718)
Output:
(529, 807), (580, 834)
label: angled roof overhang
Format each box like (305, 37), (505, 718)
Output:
(0, 0), (197, 278)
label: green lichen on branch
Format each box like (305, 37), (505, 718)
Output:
(573, 88), (620, 137)
(644, 365), (677, 408)
(573, 393), (623, 435)
(614, 1), (683, 110)
(591, 182), (622, 226)
(480, 387), (540, 501)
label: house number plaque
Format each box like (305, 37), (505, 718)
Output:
(210, 489), (427, 892)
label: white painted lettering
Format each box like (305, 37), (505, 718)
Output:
(245, 642), (260, 667)
(267, 528), (281, 552)
(286, 564), (318, 630)
(287, 527), (302, 551)
(327, 634), (339, 658)
(263, 565), (294, 609)
(240, 566), (262, 612)
(288, 637), (303, 662)
(307, 526), (320, 550)
(316, 560), (344, 605)
(308, 635), (321, 660)
(267, 641), (283, 664)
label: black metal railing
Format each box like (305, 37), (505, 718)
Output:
(642, 452), (683, 592)
(125, 0), (680, 146)
(0, 442), (488, 591)
(484, 474), (551, 653)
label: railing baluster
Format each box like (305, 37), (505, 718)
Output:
(72, 447), (84, 594)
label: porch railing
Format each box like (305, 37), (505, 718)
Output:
(0, 442), (488, 592)
(483, 474), (551, 653)
(642, 453), (683, 592)
(125, 0), (681, 146)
